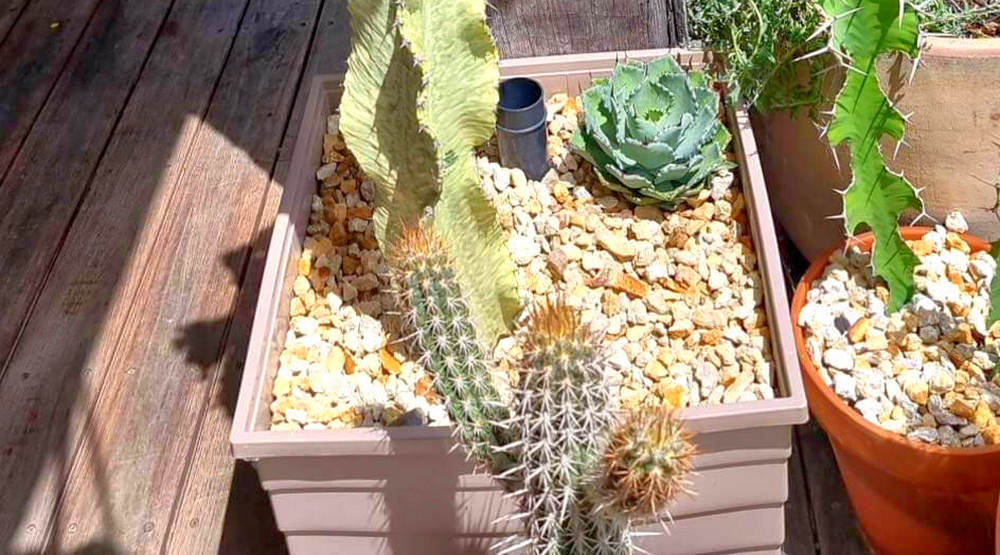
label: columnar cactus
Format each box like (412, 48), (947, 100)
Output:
(389, 228), (699, 552)
(387, 225), (515, 475)
(341, 0), (519, 347)
(503, 299), (631, 554)
(816, 0), (923, 312)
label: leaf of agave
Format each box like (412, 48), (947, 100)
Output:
(606, 164), (657, 192)
(581, 86), (620, 161)
(610, 62), (645, 103)
(653, 161), (697, 185)
(655, 73), (697, 128)
(571, 129), (626, 189)
(989, 241), (1000, 325)
(340, 0), (440, 246)
(646, 55), (682, 81)
(616, 138), (675, 171)
(398, 0), (519, 343)
(673, 110), (722, 160)
(821, 0), (922, 312)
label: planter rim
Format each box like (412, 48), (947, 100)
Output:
(923, 35), (1000, 58)
(232, 48), (808, 461)
(791, 225), (1000, 457)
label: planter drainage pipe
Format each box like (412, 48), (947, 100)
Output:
(497, 77), (549, 180)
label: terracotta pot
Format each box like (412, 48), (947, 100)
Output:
(791, 227), (1000, 555)
(755, 37), (1000, 261)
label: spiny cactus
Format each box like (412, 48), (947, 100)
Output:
(503, 299), (631, 555)
(387, 224), (515, 475)
(341, 0), (519, 347)
(599, 407), (696, 520)
(388, 225), (697, 552)
(816, 0), (923, 312)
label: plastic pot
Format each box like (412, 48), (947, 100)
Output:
(791, 227), (1000, 555)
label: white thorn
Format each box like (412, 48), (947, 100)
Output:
(794, 45), (830, 63)
(908, 50), (923, 86)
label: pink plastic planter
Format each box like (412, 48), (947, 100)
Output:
(231, 49), (808, 555)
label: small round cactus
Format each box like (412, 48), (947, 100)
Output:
(599, 407), (696, 518)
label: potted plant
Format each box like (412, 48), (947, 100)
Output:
(688, 0), (1000, 260)
(789, 1), (1000, 553)
(231, 0), (807, 553)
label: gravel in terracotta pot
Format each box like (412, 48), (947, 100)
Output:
(792, 223), (1000, 555)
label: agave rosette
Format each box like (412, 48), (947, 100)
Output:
(571, 56), (733, 208)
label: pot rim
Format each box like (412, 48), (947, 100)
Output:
(791, 225), (1000, 457)
(923, 35), (1000, 58)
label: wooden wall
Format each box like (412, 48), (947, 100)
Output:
(489, 0), (688, 58)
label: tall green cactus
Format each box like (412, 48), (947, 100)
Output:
(340, 0), (519, 346)
(387, 226), (516, 475)
(504, 299), (631, 555)
(818, 0), (923, 312)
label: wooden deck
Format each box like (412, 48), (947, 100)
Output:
(0, 1), (870, 553)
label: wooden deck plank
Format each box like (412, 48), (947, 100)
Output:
(489, 0), (682, 58)
(0, 0), (31, 45)
(796, 421), (871, 555)
(0, 0), (103, 179)
(42, 0), (322, 551)
(161, 1), (351, 553)
(0, 0), (173, 382)
(0, 0), (256, 552)
(784, 427), (819, 555)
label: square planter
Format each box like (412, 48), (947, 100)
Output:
(231, 48), (808, 555)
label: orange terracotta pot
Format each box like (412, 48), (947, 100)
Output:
(791, 227), (1000, 555)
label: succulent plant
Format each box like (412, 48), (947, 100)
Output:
(340, 0), (519, 347)
(814, 0), (924, 313)
(571, 56), (733, 209)
(599, 407), (696, 519)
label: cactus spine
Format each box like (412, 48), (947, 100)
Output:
(504, 299), (630, 555)
(599, 407), (696, 519)
(388, 225), (515, 475)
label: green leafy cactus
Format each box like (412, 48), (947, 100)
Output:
(818, 0), (923, 312)
(340, 0), (519, 346)
(570, 56), (733, 209)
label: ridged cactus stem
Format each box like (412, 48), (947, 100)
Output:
(388, 225), (515, 475)
(507, 299), (631, 555)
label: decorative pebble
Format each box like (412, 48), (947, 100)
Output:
(801, 222), (1000, 446)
